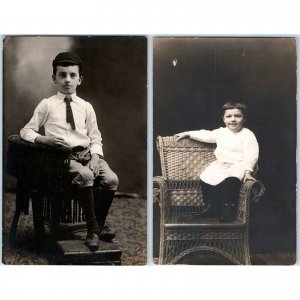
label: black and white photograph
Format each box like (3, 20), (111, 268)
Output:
(2, 36), (147, 265)
(153, 37), (296, 265)
(1, 1), (300, 299)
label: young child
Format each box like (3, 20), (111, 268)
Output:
(20, 52), (119, 250)
(176, 102), (259, 222)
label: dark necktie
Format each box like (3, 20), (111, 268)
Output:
(64, 95), (76, 130)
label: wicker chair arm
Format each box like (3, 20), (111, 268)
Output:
(8, 135), (71, 155)
(241, 179), (266, 203)
(153, 176), (169, 205)
(7, 135), (72, 194)
(236, 179), (265, 224)
(250, 180), (265, 203)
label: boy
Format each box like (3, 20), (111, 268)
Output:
(20, 52), (119, 250)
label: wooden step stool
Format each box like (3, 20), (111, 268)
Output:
(55, 239), (122, 265)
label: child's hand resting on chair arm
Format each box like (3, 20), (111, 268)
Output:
(175, 132), (190, 141)
(35, 136), (68, 147)
(243, 170), (256, 182)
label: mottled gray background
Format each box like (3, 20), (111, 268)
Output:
(3, 36), (147, 195)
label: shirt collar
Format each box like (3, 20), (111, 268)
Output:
(57, 91), (78, 102)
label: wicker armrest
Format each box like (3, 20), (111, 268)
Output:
(237, 179), (265, 223)
(153, 176), (168, 205)
(7, 135), (72, 194)
(249, 180), (265, 203)
(241, 180), (265, 203)
(8, 135), (71, 155)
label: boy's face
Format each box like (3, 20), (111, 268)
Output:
(223, 108), (245, 133)
(52, 65), (82, 95)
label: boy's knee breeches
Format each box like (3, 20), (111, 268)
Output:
(69, 159), (119, 190)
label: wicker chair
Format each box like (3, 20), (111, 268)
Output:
(7, 135), (85, 245)
(153, 136), (265, 265)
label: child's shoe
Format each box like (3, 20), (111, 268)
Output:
(98, 225), (116, 242)
(85, 232), (100, 251)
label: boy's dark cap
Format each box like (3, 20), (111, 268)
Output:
(52, 52), (82, 66)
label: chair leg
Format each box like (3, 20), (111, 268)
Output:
(50, 196), (63, 241)
(159, 227), (167, 264)
(243, 232), (251, 265)
(31, 191), (45, 243)
(9, 207), (22, 246)
(9, 182), (30, 246)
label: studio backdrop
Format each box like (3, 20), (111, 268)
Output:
(153, 37), (296, 259)
(3, 36), (147, 195)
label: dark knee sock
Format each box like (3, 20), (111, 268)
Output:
(93, 188), (115, 227)
(218, 177), (241, 205)
(200, 180), (220, 217)
(218, 177), (241, 221)
(77, 187), (99, 233)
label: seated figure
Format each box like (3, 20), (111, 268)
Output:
(20, 52), (119, 251)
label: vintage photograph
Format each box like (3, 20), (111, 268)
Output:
(2, 36), (147, 265)
(153, 37), (296, 265)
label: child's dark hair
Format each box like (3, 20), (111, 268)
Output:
(222, 101), (247, 118)
(52, 52), (83, 76)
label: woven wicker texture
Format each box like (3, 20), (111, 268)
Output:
(154, 135), (265, 265)
(7, 135), (84, 225)
(163, 236), (245, 265)
(43, 196), (85, 224)
(8, 135), (71, 195)
(166, 181), (206, 213)
(158, 136), (216, 180)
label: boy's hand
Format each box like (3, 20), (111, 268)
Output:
(243, 171), (256, 183)
(88, 154), (103, 176)
(35, 136), (68, 147)
(175, 132), (190, 141)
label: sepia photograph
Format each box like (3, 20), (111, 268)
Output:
(2, 35), (147, 265)
(153, 37), (296, 265)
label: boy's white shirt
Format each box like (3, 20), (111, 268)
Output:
(188, 127), (259, 185)
(20, 91), (104, 157)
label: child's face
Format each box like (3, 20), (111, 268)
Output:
(52, 65), (82, 95)
(222, 108), (245, 132)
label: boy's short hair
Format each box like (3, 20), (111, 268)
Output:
(222, 101), (247, 118)
(52, 52), (83, 76)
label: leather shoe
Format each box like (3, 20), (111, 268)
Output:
(85, 232), (100, 251)
(98, 225), (116, 242)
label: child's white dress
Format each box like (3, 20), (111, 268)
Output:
(188, 127), (259, 186)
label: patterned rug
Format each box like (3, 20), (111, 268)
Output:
(2, 192), (147, 265)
